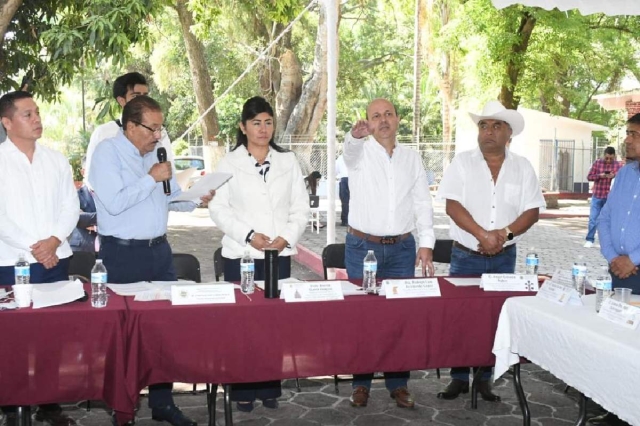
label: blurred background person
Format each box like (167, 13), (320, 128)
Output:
(69, 156), (98, 253)
(336, 153), (349, 226)
(209, 96), (309, 412)
(584, 146), (621, 248)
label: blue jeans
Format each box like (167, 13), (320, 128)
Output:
(449, 244), (516, 382)
(345, 232), (416, 280)
(586, 196), (607, 243)
(345, 231), (415, 391)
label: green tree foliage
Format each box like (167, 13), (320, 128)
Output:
(445, 0), (640, 126)
(0, 0), (159, 100)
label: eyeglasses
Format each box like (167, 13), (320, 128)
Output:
(131, 120), (165, 135)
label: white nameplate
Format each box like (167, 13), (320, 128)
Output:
(382, 278), (441, 299)
(481, 274), (539, 292)
(171, 284), (236, 305)
(598, 298), (640, 330)
(281, 281), (344, 303)
(551, 268), (575, 287)
(537, 280), (582, 306)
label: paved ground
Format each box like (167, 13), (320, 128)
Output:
(4, 199), (620, 426)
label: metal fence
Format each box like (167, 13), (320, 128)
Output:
(202, 135), (610, 193)
(226, 135), (456, 184)
(538, 138), (612, 193)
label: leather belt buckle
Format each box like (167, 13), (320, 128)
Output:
(149, 235), (166, 247)
(380, 236), (397, 245)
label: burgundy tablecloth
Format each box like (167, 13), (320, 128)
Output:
(0, 285), (133, 419)
(124, 278), (521, 402)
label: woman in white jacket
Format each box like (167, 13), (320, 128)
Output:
(209, 96), (309, 411)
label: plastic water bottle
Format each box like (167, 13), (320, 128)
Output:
(90, 259), (108, 308)
(14, 252), (30, 285)
(240, 250), (255, 294)
(362, 250), (377, 294)
(525, 248), (539, 275)
(595, 265), (613, 313)
(572, 256), (587, 296)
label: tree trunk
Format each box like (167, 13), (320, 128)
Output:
(423, 0), (454, 171)
(275, 49), (302, 140)
(498, 12), (536, 109)
(280, 1), (338, 143)
(0, 0), (22, 47)
(412, 0), (423, 142)
(174, 0), (220, 146)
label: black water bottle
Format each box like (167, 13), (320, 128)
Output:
(264, 248), (279, 299)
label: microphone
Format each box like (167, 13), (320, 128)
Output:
(157, 147), (171, 195)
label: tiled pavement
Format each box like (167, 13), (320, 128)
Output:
(3, 199), (617, 426)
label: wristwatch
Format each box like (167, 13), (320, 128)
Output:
(504, 227), (514, 241)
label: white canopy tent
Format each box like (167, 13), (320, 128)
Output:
(491, 0), (640, 15)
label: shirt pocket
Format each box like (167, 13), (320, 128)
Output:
(504, 183), (522, 207)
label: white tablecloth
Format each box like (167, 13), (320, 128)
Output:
(493, 295), (640, 426)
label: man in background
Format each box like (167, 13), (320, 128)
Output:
(69, 156), (98, 253)
(86, 72), (173, 184)
(335, 153), (349, 226)
(584, 146), (622, 248)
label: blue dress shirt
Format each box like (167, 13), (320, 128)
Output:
(598, 161), (640, 265)
(88, 130), (195, 239)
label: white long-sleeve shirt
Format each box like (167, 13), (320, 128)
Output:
(343, 133), (435, 249)
(86, 120), (173, 188)
(437, 147), (546, 251)
(0, 139), (79, 266)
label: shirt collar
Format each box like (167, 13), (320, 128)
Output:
(2, 137), (39, 158)
(117, 129), (152, 158)
(370, 136), (398, 157)
(472, 146), (511, 160)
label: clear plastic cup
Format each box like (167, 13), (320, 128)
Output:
(614, 287), (632, 304)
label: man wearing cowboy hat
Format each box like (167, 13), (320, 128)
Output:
(436, 100), (545, 402)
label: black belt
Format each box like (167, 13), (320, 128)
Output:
(347, 226), (411, 245)
(100, 234), (167, 247)
(453, 241), (516, 258)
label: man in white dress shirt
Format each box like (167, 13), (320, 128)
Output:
(85, 72), (173, 186)
(343, 98), (435, 409)
(436, 100), (545, 403)
(0, 91), (79, 425)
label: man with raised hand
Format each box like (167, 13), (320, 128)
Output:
(343, 98), (435, 409)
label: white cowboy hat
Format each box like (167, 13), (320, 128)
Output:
(469, 100), (525, 136)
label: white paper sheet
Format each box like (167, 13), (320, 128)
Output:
(340, 280), (367, 296)
(175, 167), (197, 191)
(107, 281), (195, 298)
(172, 172), (233, 202)
(256, 277), (301, 291)
(31, 280), (85, 309)
(0, 301), (18, 310)
(445, 277), (482, 287)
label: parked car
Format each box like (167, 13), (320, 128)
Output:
(174, 156), (207, 188)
